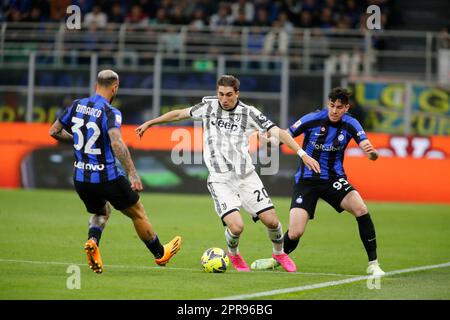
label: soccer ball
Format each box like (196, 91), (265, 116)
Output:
(200, 247), (229, 273)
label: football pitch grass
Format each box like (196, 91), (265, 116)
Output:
(0, 189), (449, 300)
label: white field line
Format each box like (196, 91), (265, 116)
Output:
(212, 261), (450, 300)
(0, 258), (359, 277)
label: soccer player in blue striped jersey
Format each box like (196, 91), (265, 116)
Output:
(252, 87), (385, 276)
(49, 69), (181, 273)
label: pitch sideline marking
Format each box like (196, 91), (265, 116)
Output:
(0, 258), (358, 277)
(212, 261), (450, 300)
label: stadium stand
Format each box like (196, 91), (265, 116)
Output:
(0, 0), (447, 75)
(0, 1), (448, 127)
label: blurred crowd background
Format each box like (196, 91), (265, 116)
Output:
(1, 0), (400, 31)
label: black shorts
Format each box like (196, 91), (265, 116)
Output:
(74, 176), (140, 214)
(290, 178), (356, 219)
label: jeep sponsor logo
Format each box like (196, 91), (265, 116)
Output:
(74, 161), (105, 171)
(211, 119), (239, 132)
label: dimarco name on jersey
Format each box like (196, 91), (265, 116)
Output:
(76, 104), (102, 118)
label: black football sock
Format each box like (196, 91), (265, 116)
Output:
(144, 234), (165, 259)
(356, 213), (377, 262)
(88, 226), (103, 246)
(283, 230), (300, 254)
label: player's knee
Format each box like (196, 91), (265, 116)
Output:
(265, 219), (280, 230)
(259, 209), (279, 229)
(353, 203), (368, 217)
(228, 223), (244, 235)
(288, 228), (304, 240)
(97, 203), (111, 216)
(104, 203), (112, 216)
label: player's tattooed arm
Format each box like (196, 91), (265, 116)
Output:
(108, 128), (143, 191)
(49, 120), (73, 143)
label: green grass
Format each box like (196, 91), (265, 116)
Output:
(0, 189), (449, 300)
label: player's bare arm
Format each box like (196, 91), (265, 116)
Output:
(135, 108), (191, 139)
(108, 128), (143, 191)
(359, 139), (378, 161)
(268, 126), (321, 173)
(49, 119), (73, 143)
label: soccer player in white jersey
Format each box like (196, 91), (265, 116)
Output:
(136, 75), (320, 272)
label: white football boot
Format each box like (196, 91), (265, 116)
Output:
(367, 260), (386, 276)
(250, 258), (281, 270)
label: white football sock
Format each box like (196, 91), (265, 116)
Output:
(225, 227), (240, 255)
(267, 222), (283, 255)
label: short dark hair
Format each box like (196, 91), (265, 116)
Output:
(217, 75), (240, 92)
(328, 87), (352, 105)
(97, 70), (119, 87)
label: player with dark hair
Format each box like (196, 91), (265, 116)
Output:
(136, 75), (321, 273)
(49, 69), (181, 274)
(252, 87), (385, 276)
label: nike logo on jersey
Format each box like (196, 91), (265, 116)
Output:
(314, 133), (325, 136)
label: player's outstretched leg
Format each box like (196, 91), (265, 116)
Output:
(121, 201), (182, 266)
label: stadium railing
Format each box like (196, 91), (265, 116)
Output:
(0, 22), (448, 136)
(0, 22), (445, 78)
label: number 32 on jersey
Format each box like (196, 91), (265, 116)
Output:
(71, 117), (101, 155)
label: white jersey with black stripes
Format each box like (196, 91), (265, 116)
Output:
(189, 96), (275, 175)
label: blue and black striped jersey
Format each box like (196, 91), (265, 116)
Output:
(289, 108), (367, 182)
(58, 94), (125, 183)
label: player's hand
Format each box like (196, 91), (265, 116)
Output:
(135, 122), (151, 139)
(258, 132), (269, 144)
(301, 154), (321, 174)
(360, 141), (378, 161)
(368, 150), (379, 161)
(129, 173), (143, 192)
